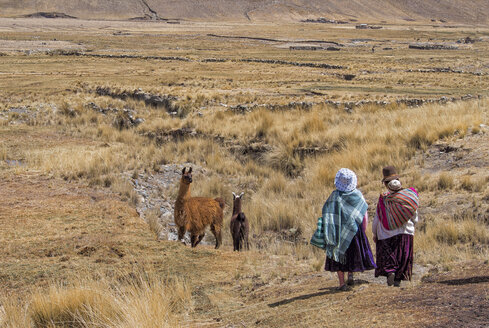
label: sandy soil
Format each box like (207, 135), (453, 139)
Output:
(0, 39), (84, 52)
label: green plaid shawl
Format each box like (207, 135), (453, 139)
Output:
(322, 189), (368, 264)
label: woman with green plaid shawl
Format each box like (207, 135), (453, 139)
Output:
(323, 168), (376, 291)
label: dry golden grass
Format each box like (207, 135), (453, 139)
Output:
(146, 208), (164, 239)
(1, 272), (191, 328)
(437, 172), (455, 190)
(0, 19), (488, 328)
(459, 175), (485, 192)
(415, 214), (489, 265)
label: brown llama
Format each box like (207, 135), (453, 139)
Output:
(230, 192), (249, 251)
(174, 167), (225, 248)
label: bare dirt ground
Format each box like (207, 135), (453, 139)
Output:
(0, 39), (84, 52)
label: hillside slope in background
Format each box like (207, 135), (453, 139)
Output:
(0, 0), (488, 24)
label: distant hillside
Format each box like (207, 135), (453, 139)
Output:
(0, 0), (488, 24)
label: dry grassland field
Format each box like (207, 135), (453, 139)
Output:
(0, 16), (488, 328)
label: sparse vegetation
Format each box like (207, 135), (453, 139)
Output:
(437, 172), (455, 190)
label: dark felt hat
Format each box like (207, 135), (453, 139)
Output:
(382, 166), (399, 183)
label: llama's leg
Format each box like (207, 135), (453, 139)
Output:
(233, 236), (239, 251)
(238, 237), (244, 252)
(195, 232), (205, 247)
(190, 233), (198, 248)
(178, 226), (186, 241)
(211, 224), (222, 249)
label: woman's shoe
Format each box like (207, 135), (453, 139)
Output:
(393, 279), (401, 287)
(338, 284), (351, 291)
(387, 273), (395, 286)
(347, 273), (354, 286)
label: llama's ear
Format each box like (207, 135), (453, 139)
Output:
(182, 167), (186, 174)
(232, 192), (236, 199)
(188, 167), (192, 173)
(239, 192), (244, 198)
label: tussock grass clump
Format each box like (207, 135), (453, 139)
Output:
(112, 177), (140, 206)
(437, 172), (455, 190)
(59, 101), (78, 118)
(30, 286), (121, 328)
(251, 109), (274, 139)
(429, 217), (489, 246)
(416, 215), (489, 264)
(408, 171), (431, 192)
(146, 208), (163, 239)
(471, 125), (480, 134)
(459, 175), (485, 192)
(265, 144), (303, 177)
(301, 113), (325, 134)
(262, 172), (287, 194)
(1, 272), (191, 328)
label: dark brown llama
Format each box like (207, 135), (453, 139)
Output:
(230, 192), (249, 251)
(174, 167), (225, 248)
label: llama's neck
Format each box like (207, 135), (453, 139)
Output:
(232, 200), (242, 214)
(177, 181), (191, 201)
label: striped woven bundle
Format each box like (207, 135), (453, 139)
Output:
(384, 188), (419, 230)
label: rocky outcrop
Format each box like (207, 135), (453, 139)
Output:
(409, 43), (459, 50)
(355, 24), (382, 29)
(301, 17), (348, 24)
(85, 102), (144, 129)
(94, 87), (179, 112)
(406, 67), (484, 76)
(23, 12), (77, 19)
(226, 94), (483, 114)
(53, 51), (344, 70)
(238, 58), (343, 69)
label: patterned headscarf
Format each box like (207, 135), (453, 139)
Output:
(334, 168), (358, 192)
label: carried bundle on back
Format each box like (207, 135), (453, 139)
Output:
(377, 187), (419, 230)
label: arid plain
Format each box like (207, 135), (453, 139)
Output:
(0, 17), (488, 327)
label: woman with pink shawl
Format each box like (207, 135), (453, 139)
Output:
(372, 166), (419, 287)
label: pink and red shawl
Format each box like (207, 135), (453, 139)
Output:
(376, 188), (419, 230)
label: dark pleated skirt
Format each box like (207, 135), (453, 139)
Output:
(374, 234), (413, 281)
(324, 226), (377, 272)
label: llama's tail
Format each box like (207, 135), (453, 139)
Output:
(215, 197), (225, 209)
